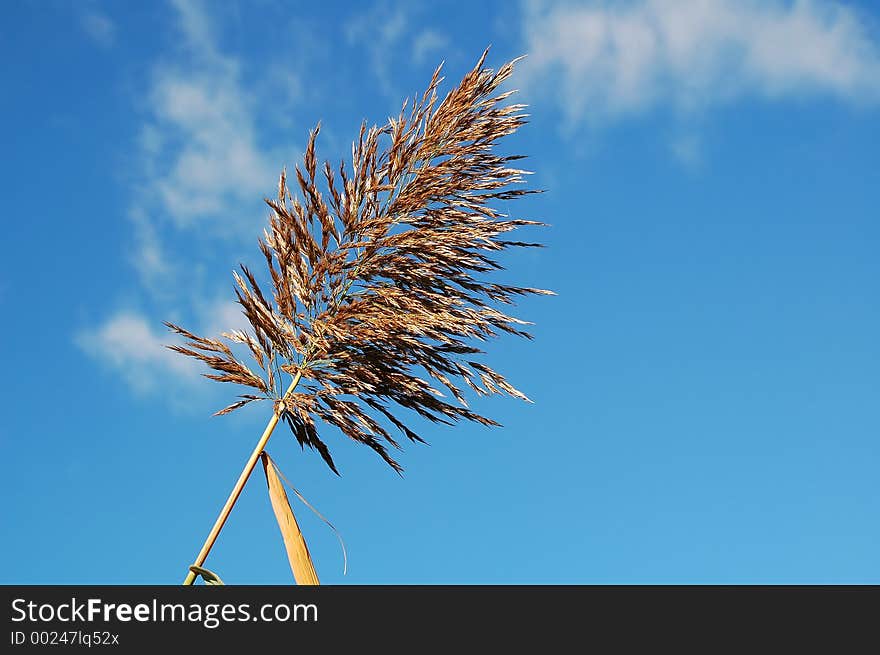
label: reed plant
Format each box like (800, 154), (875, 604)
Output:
(167, 49), (551, 585)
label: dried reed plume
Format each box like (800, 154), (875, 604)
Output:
(170, 49), (551, 583)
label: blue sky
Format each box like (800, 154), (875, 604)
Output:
(1, 0), (878, 584)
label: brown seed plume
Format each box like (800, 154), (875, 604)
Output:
(166, 49), (553, 474)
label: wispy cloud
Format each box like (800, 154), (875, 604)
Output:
(79, 0), (302, 399)
(127, 206), (173, 295)
(81, 11), (116, 48)
(122, 0), (280, 295)
(76, 312), (198, 395)
(199, 299), (251, 341)
(140, 1), (278, 231)
(345, 2), (449, 97)
(519, 0), (880, 127)
(169, 0), (219, 60)
(146, 68), (276, 226)
(412, 29), (448, 65)
(345, 2), (410, 97)
(76, 298), (250, 398)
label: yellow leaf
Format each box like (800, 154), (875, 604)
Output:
(261, 452), (320, 585)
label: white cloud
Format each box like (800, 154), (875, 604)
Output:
(346, 3), (410, 96)
(76, 312), (198, 395)
(76, 299), (251, 399)
(345, 3), (449, 96)
(81, 11), (116, 48)
(519, 0), (880, 126)
(148, 69), (275, 224)
(412, 29), (448, 64)
(138, 124), (164, 157)
(80, 0), (298, 400)
(169, 0), (218, 60)
(200, 299), (250, 341)
(125, 206), (174, 296)
(141, 3), (277, 229)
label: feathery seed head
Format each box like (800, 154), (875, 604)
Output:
(165, 49), (552, 474)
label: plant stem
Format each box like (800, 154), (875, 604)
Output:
(182, 370), (304, 585)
